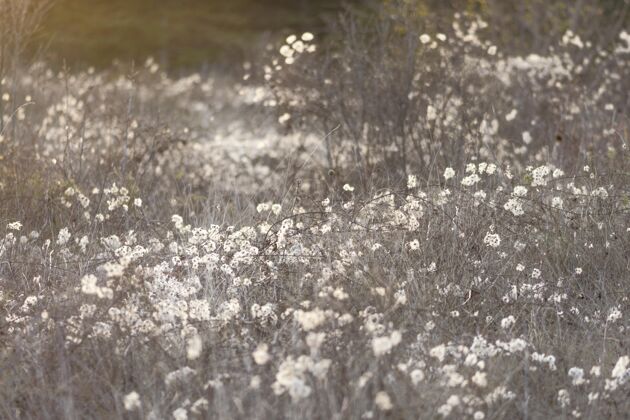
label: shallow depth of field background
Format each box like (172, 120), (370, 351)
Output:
(37, 0), (626, 70)
(40, 0), (347, 69)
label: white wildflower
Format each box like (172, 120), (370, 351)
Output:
(372, 331), (402, 357)
(472, 371), (488, 387)
(375, 391), (393, 411)
(187, 334), (203, 360)
(505, 109), (517, 121)
(557, 389), (570, 408)
(7, 221), (22, 231)
(57, 227), (71, 246)
(483, 232), (501, 248)
(568, 367), (586, 385)
(419, 34), (431, 44)
(500, 316), (515, 329)
(123, 391), (141, 411)
(253, 343), (271, 365)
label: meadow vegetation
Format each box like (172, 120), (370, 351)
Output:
(0, 1), (629, 419)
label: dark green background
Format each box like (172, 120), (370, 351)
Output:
(37, 0), (628, 71)
(39, 0), (349, 70)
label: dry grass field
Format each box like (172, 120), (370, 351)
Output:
(1, 1), (629, 419)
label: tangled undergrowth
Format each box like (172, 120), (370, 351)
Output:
(1, 7), (629, 420)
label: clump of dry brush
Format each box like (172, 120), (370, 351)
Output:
(0, 1), (629, 419)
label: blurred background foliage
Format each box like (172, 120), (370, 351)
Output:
(381, 0), (628, 49)
(38, 0), (350, 71)
(33, 0), (630, 71)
